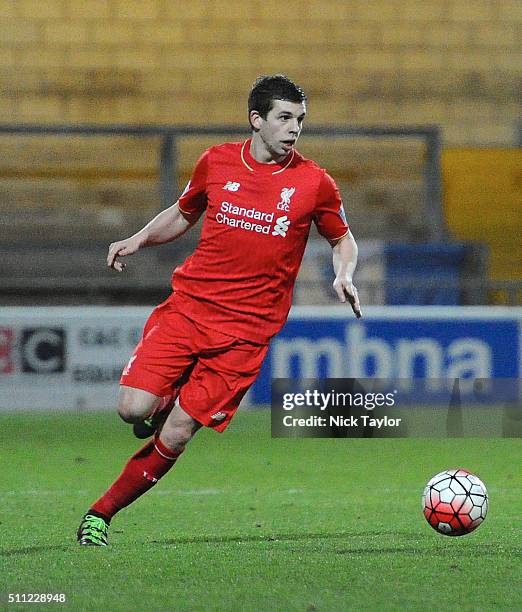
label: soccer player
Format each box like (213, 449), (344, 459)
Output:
(77, 74), (361, 546)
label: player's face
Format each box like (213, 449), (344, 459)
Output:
(251, 99), (306, 162)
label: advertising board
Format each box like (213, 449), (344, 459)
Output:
(0, 306), (519, 410)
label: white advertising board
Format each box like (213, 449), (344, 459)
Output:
(0, 307), (151, 410)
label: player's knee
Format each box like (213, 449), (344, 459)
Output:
(117, 387), (156, 423)
(117, 401), (142, 423)
(160, 425), (193, 454)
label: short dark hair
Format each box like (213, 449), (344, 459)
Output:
(248, 74), (307, 123)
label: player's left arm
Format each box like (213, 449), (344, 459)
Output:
(313, 171), (362, 318)
(330, 230), (362, 318)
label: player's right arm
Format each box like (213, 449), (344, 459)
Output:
(107, 149), (210, 272)
(107, 202), (199, 272)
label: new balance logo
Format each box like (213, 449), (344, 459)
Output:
(272, 215), (290, 237)
(223, 181), (240, 192)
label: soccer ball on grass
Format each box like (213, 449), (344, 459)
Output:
(422, 469), (488, 536)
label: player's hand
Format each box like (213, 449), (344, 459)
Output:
(333, 277), (362, 318)
(107, 237), (141, 272)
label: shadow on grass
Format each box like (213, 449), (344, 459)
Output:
(153, 530), (399, 547)
(154, 533), (520, 558)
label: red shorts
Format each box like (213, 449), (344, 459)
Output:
(120, 294), (269, 432)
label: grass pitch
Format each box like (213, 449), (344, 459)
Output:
(1, 409), (521, 611)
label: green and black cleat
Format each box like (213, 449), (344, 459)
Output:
(132, 394), (177, 439)
(133, 415), (160, 439)
(77, 513), (110, 546)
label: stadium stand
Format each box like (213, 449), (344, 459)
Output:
(0, 0), (520, 304)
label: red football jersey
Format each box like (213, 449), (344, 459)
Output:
(172, 139), (349, 344)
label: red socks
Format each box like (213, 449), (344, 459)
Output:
(91, 437), (182, 521)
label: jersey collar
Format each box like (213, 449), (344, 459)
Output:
(240, 139), (295, 175)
